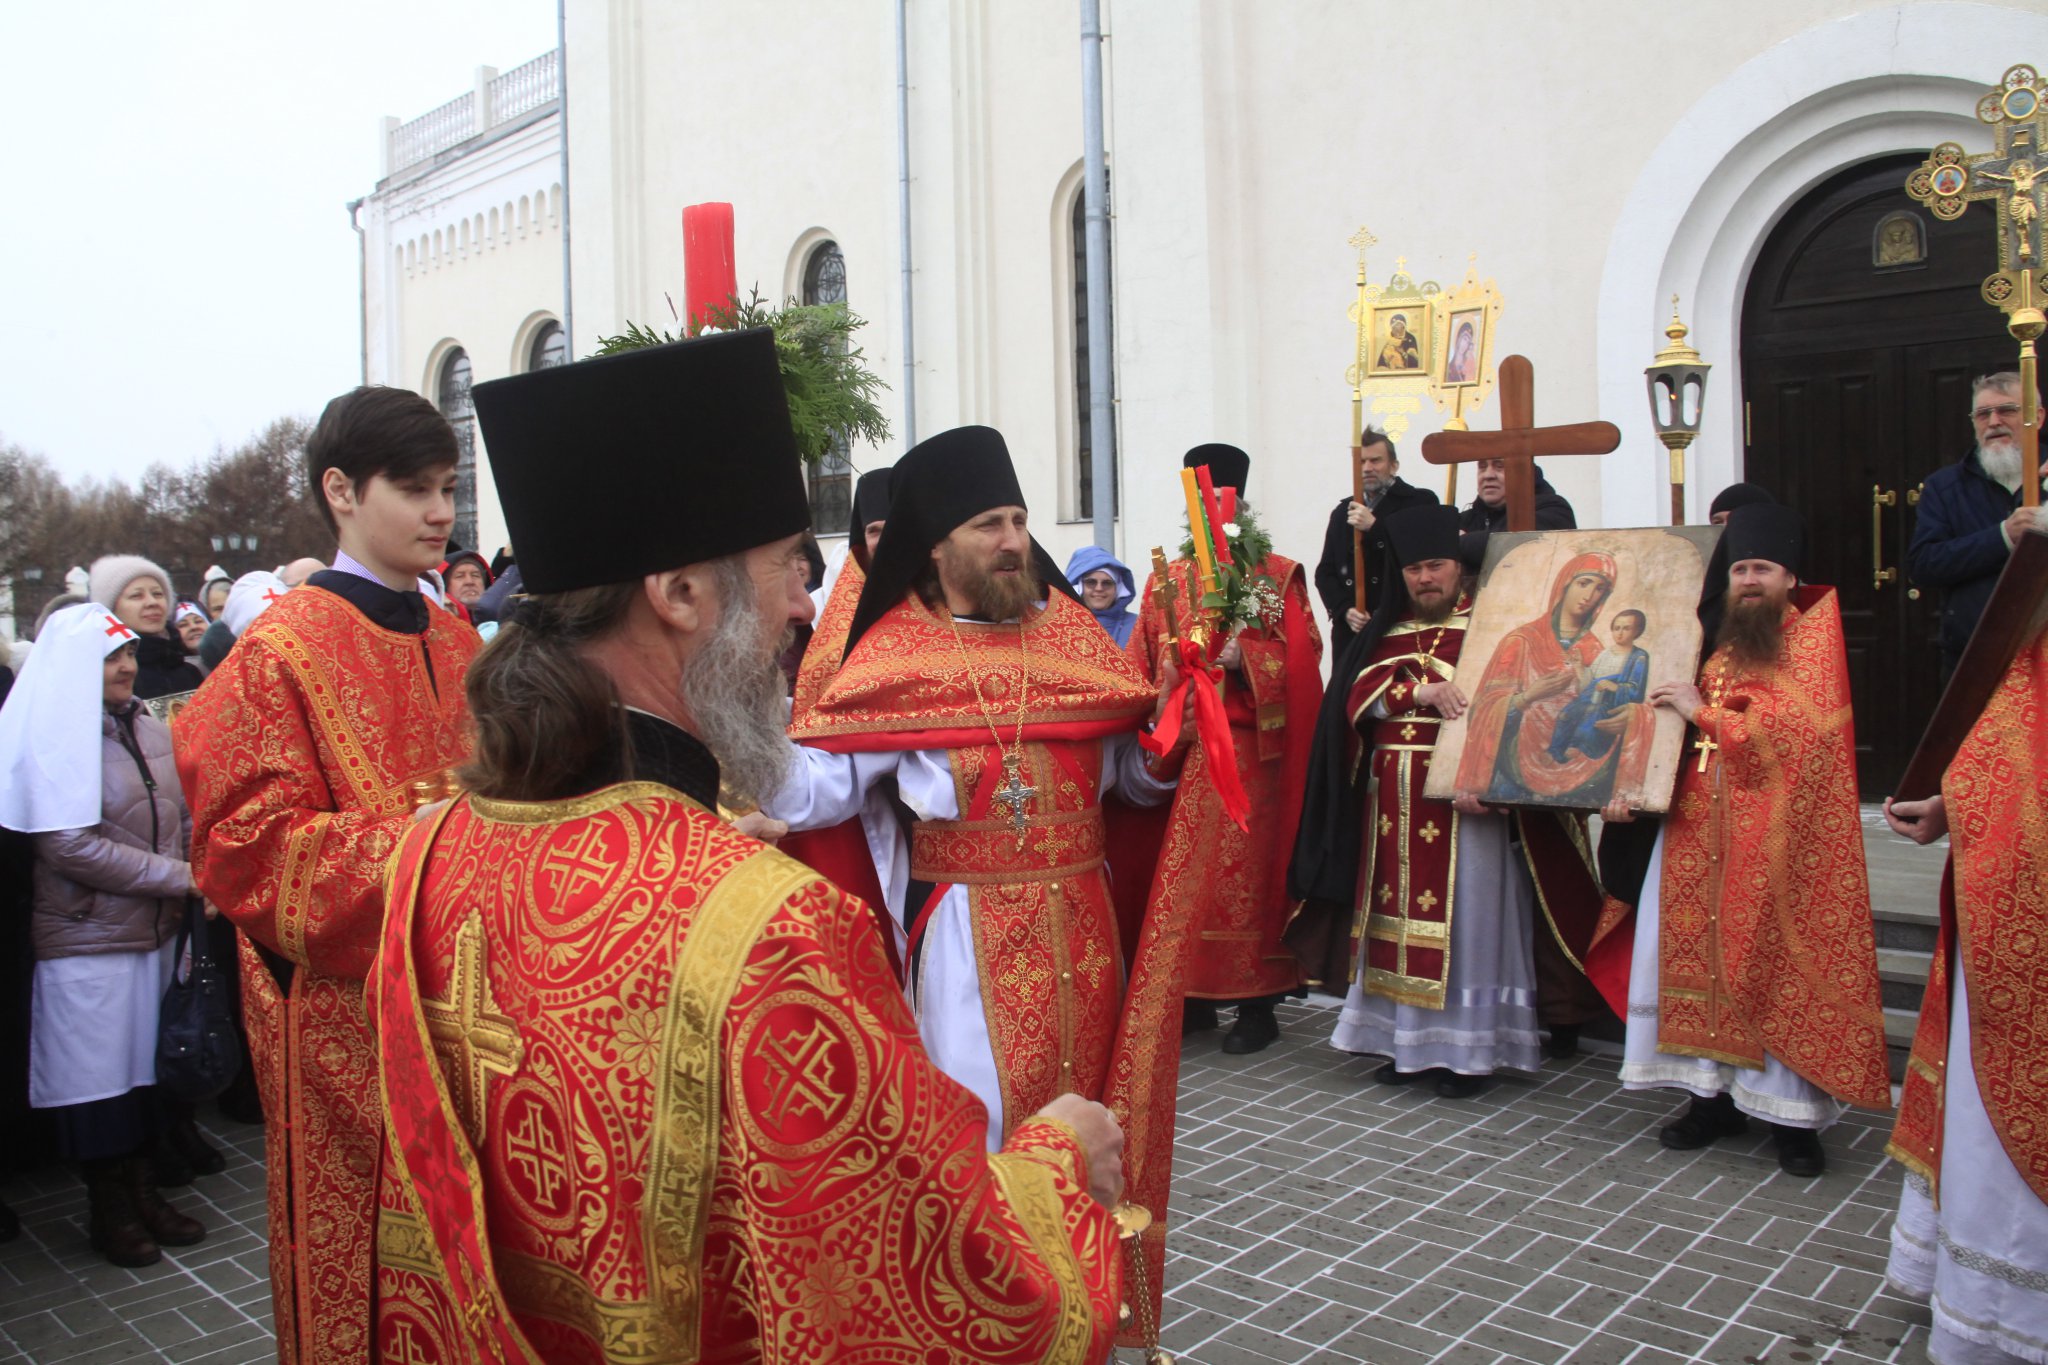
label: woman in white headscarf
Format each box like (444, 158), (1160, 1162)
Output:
(0, 603), (210, 1267)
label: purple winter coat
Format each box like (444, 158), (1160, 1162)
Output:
(30, 702), (191, 959)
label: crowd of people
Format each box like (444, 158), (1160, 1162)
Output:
(0, 349), (2037, 1365)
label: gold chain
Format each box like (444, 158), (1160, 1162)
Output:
(946, 612), (1029, 757)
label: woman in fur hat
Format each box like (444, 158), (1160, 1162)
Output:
(86, 555), (203, 701)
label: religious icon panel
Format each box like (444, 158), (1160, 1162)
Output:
(1423, 526), (1721, 815)
(1368, 302), (1432, 375)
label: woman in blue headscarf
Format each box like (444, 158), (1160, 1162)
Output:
(1063, 545), (1137, 648)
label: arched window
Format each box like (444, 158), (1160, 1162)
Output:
(801, 240), (853, 532)
(437, 349), (479, 550)
(1072, 176), (1115, 519)
(528, 320), (566, 371)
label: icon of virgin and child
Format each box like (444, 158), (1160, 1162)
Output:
(1451, 550), (1658, 810)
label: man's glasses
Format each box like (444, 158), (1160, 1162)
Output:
(1971, 403), (2023, 422)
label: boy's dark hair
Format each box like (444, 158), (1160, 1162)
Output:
(304, 386), (460, 534)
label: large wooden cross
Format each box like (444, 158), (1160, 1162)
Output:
(1418, 355), (1622, 529)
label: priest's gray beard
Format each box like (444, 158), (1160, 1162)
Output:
(681, 556), (794, 807)
(1978, 437), (2024, 487)
(1715, 587), (1789, 665)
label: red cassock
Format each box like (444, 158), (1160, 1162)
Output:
(1123, 553), (1323, 1002)
(372, 784), (1122, 1364)
(173, 587), (478, 1365)
(1890, 631), (2048, 1204)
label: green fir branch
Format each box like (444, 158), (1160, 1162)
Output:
(594, 289), (891, 465)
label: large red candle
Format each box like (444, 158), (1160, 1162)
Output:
(681, 202), (737, 333)
(1195, 466), (1233, 568)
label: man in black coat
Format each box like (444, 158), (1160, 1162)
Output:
(1314, 427), (1438, 655)
(1457, 458), (1577, 571)
(1906, 372), (2044, 680)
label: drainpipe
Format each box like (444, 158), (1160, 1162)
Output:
(346, 196), (367, 385)
(556, 0), (575, 356)
(895, 0), (916, 446)
(1080, 0), (1114, 550)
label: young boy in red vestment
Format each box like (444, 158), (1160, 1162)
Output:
(174, 387), (480, 1365)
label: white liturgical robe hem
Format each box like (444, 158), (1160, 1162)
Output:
(1887, 960), (2048, 1365)
(1329, 812), (1542, 1076)
(1618, 826), (1844, 1130)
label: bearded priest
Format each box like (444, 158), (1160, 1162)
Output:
(1127, 443), (1322, 1054)
(1292, 507), (1611, 1099)
(373, 333), (1128, 1363)
(1619, 503), (1890, 1176)
(763, 426), (1189, 1148)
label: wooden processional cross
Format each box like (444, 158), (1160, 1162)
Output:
(1418, 355), (1622, 530)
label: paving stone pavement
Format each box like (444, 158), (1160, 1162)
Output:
(0, 1005), (1935, 1365)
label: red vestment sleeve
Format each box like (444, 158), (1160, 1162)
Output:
(720, 878), (1123, 1362)
(178, 637), (410, 980)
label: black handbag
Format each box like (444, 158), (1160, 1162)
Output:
(157, 896), (243, 1103)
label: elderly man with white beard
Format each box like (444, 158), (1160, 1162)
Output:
(1908, 370), (2047, 681)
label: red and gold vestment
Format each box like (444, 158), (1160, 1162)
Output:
(1125, 553), (1322, 1001)
(174, 586), (477, 1365)
(1890, 632), (2048, 1204)
(790, 554), (864, 725)
(1345, 600), (1611, 1008)
(787, 588), (1167, 1349)
(373, 784), (1121, 1364)
(1649, 588), (1889, 1108)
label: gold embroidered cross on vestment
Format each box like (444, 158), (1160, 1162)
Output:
(422, 914), (524, 1146)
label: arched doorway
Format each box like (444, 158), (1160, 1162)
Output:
(1739, 153), (2013, 796)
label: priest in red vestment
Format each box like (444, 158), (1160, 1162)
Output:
(1883, 575), (2048, 1361)
(1610, 504), (1889, 1177)
(174, 386), (479, 1365)
(791, 466), (890, 724)
(761, 426), (1191, 1347)
(373, 331), (1127, 1364)
(1125, 444), (1321, 1054)
(1291, 507), (1613, 1098)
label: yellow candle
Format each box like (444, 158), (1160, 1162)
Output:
(1181, 468), (1217, 583)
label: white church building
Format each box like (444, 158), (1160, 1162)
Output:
(354, 0), (2042, 792)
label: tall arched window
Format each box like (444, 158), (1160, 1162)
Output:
(1072, 177), (1116, 519)
(802, 240), (853, 532)
(437, 349), (479, 551)
(528, 320), (566, 371)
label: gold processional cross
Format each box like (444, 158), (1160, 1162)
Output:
(1418, 356), (1622, 531)
(422, 914), (525, 1146)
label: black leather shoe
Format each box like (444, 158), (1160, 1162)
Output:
(1220, 1000), (1281, 1055)
(1771, 1124), (1827, 1178)
(151, 1145), (194, 1189)
(1182, 999), (1220, 1035)
(1434, 1071), (1487, 1099)
(1658, 1093), (1748, 1150)
(1543, 1025), (1581, 1059)
(1372, 1061), (1419, 1086)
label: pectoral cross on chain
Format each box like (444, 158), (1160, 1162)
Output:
(1692, 730), (1718, 773)
(993, 752), (1037, 848)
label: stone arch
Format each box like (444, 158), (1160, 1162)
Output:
(1593, 2), (2048, 528)
(782, 227), (840, 305)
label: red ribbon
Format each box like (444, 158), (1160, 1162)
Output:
(1140, 637), (1250, 831)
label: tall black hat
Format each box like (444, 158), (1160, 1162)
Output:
(1183, 443), (1251, 495)
(850, 467), (894, 539)
(845, 426), (1073, 657)
(1722, 503), (1804, 577)
(1384, 505), (1463, 567)
(1708, 481), (1775, 521)
(471, 329), (810, 594)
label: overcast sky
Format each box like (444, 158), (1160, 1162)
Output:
(1, 2), (560, 484)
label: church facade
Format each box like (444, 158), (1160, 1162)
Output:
(355, 1), (2041, 585)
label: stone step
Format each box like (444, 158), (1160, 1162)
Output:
(1878, 947), (1934, 1011)
(1885, 1007), (1920, 1083)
